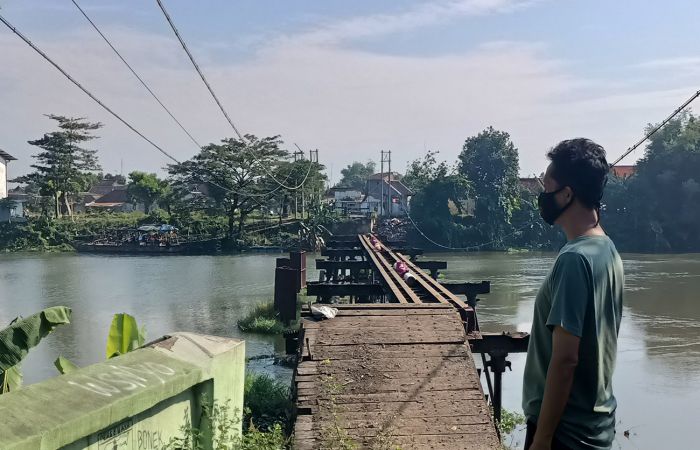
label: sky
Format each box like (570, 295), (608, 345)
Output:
(1, 0), (699, 184)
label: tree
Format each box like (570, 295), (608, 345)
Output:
(458, 127), (520, 245)
(403, 152), (471, 248)
(337, 161), (376, 191)
(126, 171), (170, 214)
(408, 172), (471, 248)
(403, 150), (450, 192)
(266, 156), (327, 219)
(12, 115), (102, 219)
(614, 112), (700, 251)
(168, 135), (288, 237)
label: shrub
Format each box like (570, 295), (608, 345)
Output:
(244, 373), (293, 433)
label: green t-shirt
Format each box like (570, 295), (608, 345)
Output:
(522, 235), (624, 450)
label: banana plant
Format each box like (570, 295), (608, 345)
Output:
(0, 306), (72, 394)
(53, 356), (79, 374)
(55, 312), (146, 375)
(106, 313), (145, 359)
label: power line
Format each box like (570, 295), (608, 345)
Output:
(71, 0), (313, 197)
(71, 0), (202, 149)
(0, 12), (181, 165)
(154, 0), (243, 140)
(153, 0), (313, 191)
(610, 89), (700, 167)
(0, 12), (299, 200)
(404, 89), (700, 250)
(400, 203), (538, 251)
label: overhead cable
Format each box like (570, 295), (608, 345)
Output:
(400, 203), (539, 251)
(0, 12), (181, 165)
(71, 0), (202, 149)
(154, 0), (313, 191)
(405, 88), (700, 250)
(0, 12), (299, 199)
(610, 89), (700, 167)
(154, 0), (243, 140)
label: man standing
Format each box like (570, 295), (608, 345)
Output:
(523, 139), (624, 450)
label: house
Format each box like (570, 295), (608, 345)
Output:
(520, 177), (543, 193)
(1, 187), (29, 222)
(611, 165), (635, 179)
(85, 188), (139, 213)
(0, 149), (25, 222)
(0, 148), (17, 200)
(89, 178), (126, 196)
(328, 186), (365, 215)
(364, 172), (413, 216)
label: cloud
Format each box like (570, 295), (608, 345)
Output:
(1, 0), (694, 185)
(635, 57), (700, 70)
(271, 0), (543, 48)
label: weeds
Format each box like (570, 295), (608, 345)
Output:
(244, 373), (293, 434)
(497, 409), (526, 450)
(237, 303), (286, 334)
(166, 397), (288, 450)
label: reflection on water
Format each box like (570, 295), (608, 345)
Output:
(1, 251), (699, 448)
(0, 253), (316, 385)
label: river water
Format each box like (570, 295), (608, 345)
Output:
(1, 251), (699, 449)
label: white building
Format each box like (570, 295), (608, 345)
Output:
(0, 148), (17, 199)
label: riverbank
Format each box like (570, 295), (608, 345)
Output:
(0, 213), (299, 253)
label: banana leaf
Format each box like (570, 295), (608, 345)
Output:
(54, 356), (79, 374)
(106, 313), (145, 359)
(0, 306), (72, 393)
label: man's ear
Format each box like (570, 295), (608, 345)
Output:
(561, 186), (574, 202)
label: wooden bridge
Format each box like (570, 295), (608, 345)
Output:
(291, 234), (528, 449)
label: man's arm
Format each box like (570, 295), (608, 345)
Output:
(531, 326), (580, 447)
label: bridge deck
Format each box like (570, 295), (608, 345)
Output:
(294, 304), (499, 449)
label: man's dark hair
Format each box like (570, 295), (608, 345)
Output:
(547, 138), (609, 209)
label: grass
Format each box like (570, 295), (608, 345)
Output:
(237, 302), (286, 334)
(244, 373), (293, 434)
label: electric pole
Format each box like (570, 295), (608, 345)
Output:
(387, 150), (392, 218)
(293, 149), (304, 218)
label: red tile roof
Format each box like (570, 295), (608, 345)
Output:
(611, 165), (635, 178)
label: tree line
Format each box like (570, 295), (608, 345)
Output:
(11, 114), (327, 239)
(397, 113), (700, 253)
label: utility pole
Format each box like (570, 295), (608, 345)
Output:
(293, 149), (304, 218)
(380, 150), (385, 217)
(387, 150), (392, 218)
(381, 150), (392, 217)
(309, 149), (319, 206)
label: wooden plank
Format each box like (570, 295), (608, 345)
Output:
(307, 343), (472, 360)
(331, 303), (453, 310)
(293, 303), (498, 449)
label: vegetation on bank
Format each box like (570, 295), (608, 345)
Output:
(4, 114), (329, 252)
(244, 373), (293, 434)
(404, 113), (700, 253)
(237, 302), (287, 334)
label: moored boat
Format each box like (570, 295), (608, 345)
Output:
(71, 224), (221, 255)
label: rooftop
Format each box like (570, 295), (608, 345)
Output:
(0, 148), (17, 161)
(611, 165), (635, 178)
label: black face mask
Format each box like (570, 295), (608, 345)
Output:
(538, 187), (573, 225)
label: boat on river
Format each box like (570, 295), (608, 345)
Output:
(71, 224), (221, 255)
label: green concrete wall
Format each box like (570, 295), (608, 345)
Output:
(0, 332), (245, 450)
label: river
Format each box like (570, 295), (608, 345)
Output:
(1, 251), (699, 449)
